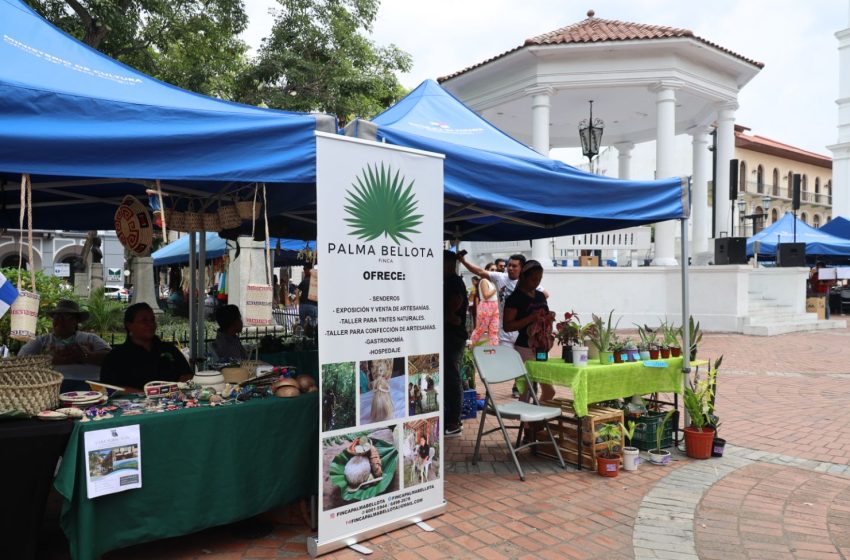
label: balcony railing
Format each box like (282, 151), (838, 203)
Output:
(742, 181), (831, 206)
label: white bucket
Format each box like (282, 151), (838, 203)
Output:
(622, 447), (640, 471)
(571, 345), (589, 368)
(10, 290), (40, 342)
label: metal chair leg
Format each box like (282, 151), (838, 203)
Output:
(543, 419), (566, 469)
(471, 396), (489, 465)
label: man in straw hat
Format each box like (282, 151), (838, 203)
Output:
(18, 299), (111, 382)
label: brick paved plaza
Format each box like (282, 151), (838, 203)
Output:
(43, 325), (850, 559)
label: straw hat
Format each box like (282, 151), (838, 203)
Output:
(46, 299), (89, 322)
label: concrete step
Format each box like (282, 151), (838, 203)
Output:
(743, 313), (819, 327)
(743, 318), (847, 336)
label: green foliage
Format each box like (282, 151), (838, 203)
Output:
(83, 288), (125, 336)
(237, 0), (411, 122)
(619, 420), (637, 442)
(588, 310), (620, 353)
(0, 268), (75, 350)
(653, 410), (675, 452)
(344, 163), (423, 243)
(597, 422), (621, 459)
(658, 319), (682, 348)
(687, 315), (703, 360)
(634, 323), (658, 350)
(322, 361), (356, 431)
(683, 359), (720, 431)
(25, 0), (250, 99)
(461, 347), (476, 390)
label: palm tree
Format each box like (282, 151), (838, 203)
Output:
(83, 288), (124, 336)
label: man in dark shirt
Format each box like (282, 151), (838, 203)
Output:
(444, 250), (468, 437)
(296, 263), (318, 329)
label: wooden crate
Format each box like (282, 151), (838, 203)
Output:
(534, 399), (624, 470)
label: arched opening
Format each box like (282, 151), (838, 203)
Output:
(772, 168), (779, 196)
(739, 161), (747, 192)
(787, 171), (794, 198)
(754, 206), (765, 233)
(771, 208), (778, 224)
(813, 214), (821, 228)
(827, 180), (833, 204)
(1, 255), (28, 269)
(756, 164), (764, 194)
(53, 244), (85, 287)
(800, 212), (808, 224)
(802, 174), (808, 202)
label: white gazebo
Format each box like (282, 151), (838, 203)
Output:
(439, 10), (763, 265)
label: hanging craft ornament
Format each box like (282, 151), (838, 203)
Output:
(155, 179), (167, 241)
(244, 184), (274, 326)
(10, 174), (40, 342)
(114, 195), (154, 256)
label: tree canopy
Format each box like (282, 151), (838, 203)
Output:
(237, 0), (411, 123)
(25, 0), (250, 99)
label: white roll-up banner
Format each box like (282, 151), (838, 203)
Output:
(311, 133), (445, 556)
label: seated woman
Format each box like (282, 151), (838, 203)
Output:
(214, 304), (247, 361)
(101, 303), (192, 392)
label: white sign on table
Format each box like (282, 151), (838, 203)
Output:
(53, 263), (70, 278)
(83, 424), (142, 499)
(311, 133), (444, 556)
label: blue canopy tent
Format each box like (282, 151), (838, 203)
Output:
(152, 234), (315, 266)
(820, 216), (850, 240)
(0, 0), (334, 231)
(345, 80), (688, 241)
(746, 213), (850, 258)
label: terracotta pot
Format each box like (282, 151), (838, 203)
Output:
(684, 426), (715, 459)
(613, 352), (624, 364)
(669, 346), (682, 358)
(596, 454), (621, 477)
(649, 349), (660, 359)
(660, 348), (671, 359)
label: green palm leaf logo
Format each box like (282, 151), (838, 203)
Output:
(344, 163), (424, 243)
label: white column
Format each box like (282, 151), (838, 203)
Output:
(529, 87), (554, 266)
(828, 25), (850, 217)
(651, 84), (678, 266)
(691, 128), (712, 254)
(614, 141), (635, 180)
(715, 101), (738, 239)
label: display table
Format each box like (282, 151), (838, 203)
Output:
(259, 350), (319, 380)
(523, 357), (704, 416)
(55, 393), (319, 560)
(0, 418), (74, 560)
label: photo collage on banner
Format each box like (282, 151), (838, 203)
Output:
(314, 133), (445, 553)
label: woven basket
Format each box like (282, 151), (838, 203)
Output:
(217, 204), (241, 229)
(165, 207), (186, 233)
(236, 200), (262, 221)
(0, 355), (52, 371)
(184, 200), (203, 233)
(115, 195), (154, 256)
(0, 366), (62, 415)
(202, 212), (221, 232)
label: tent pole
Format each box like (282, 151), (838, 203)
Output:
(680, 217), (691, 430)
(198, 230), (206, 365)
(188, 233), (197, 368)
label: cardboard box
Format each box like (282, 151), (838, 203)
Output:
(806, 296), (826, 320)
(579, 255), (599, 267)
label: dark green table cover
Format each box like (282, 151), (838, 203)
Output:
(258, 350), (319, 380)
(54, 393), (319, 560)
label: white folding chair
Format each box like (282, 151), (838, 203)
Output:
(472, 345), (566, 480)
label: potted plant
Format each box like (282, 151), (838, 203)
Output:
(682, 360), (719, 459)
(619, 420), (640, 471)
(634, 324), (657, 360)
(554, 311), (582, 362)
(596, 422), (622, 477)
(686, 315), (703, 361)
(710, 420), (725, 457)
(647, 410), (676, 465)
(589, 310), (620, 364)
(624, 338), (639, 362)
(610, 336), (625, 364)
(661, 320), (682, 358)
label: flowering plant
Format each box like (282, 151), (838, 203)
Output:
(554, 311), (583, 346)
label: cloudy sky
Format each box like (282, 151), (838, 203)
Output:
(241, 0), (846, 156)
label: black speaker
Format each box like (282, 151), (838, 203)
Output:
(792, 174), (801, 210)
(714, 237), (747, 265)
(777, 242), (806, 267)
(729, 159), (739, 201)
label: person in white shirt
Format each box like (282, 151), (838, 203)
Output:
(18, 299), (111, 382)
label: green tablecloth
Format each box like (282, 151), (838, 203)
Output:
(523, 358), (690, 417)
(54, 393), (319, 560)
(259, 350), (319, 380)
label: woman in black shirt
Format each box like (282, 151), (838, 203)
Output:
(503, 260), (555, 401)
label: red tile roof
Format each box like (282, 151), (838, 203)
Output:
(735, 129), (832, 169)
(439, 12), (764, 82)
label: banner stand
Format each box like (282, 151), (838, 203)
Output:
(313, 133), (445, 557)
(308, 503), (446, 557)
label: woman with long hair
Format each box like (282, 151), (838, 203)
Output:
(468, 263), (500, 346)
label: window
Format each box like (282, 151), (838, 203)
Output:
(739, 161), (747, 192)
(802, 175), (808, 202)
(787, 171), (794, 198)
(813, 214), (821, 228)
(754, 206), (765, 233)
(800, 212), (808, 224)
(756, 165), (764, 193)
(771, 208), (778, 223)
(772, 168), (779, 196)
(815, 177), (820, 194)
(827, 215), (832, 223)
